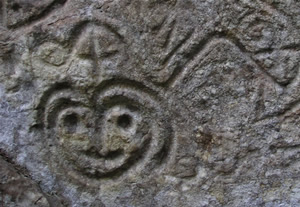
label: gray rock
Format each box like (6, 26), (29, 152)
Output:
(0, 0), (300, 206)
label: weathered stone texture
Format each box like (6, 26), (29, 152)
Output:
(1, 0), (300, 206)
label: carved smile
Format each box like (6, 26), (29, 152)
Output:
(39, 80), (172, 180)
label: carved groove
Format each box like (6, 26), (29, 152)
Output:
(162, 29), (194, 66)
(7, 0), (68, 29)
(33, 20), (125, 70)
(37, 79), (172, 184)
(164, 31), (283, 88)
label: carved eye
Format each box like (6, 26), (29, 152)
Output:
(62, 113), (79, 134)
(41, 87), (93, 145)
(57, 107), (92, 138)
(88, 79), (172, 177)
(116, 114), (132, 129)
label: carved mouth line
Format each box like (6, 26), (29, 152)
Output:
(81, 148), (124, 160)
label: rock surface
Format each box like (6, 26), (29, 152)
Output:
(0, 0), (300, 206)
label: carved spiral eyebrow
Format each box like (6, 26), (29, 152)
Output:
(35, 82), (90, 128)
(45, 91), (89, 129)
(67, 12), (129, 48)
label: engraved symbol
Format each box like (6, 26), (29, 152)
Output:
(37, 80), (172, 183)
(30, 22), (127, 83)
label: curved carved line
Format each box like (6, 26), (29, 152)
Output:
(164, 32), (282, 88)
(82, 136), (152, 179)
(91, 11), (134, 42)
(34, 82), (77, 127)
(93, 78), (161, 101)
(161, 28), (194, 66)
(8, 0), (68, 29)
(93, 79), (173, 171)
(55, 18), (127, 69)
(45, 98), (88, 129)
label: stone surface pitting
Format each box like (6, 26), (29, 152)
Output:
(4, 0), (67, 28)
(1, 0), (300, 206)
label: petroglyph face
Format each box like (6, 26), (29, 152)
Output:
(38, 81), (172, 181)
(2, 0), (300, 206)
(28, 19), (174, 183)
(28, 1), (300, 186)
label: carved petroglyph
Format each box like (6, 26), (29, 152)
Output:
(29, 8), (299, 184)
(72, 23), (127, 76)
(166, 38), (270, 174)
(36, 80), (172, 183)
(30, 22), (127, 84)
(133, 2), (198, 85)
(2, 1), (300, 205)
